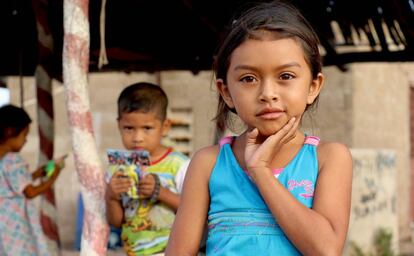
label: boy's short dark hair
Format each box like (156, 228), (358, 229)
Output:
(117, 82), (168, 121)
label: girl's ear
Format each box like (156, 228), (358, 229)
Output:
(161, 118), (172, 137)
(307, 72), (324, 105)
(216, 79), (235, 108)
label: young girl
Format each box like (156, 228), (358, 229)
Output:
(0, 104), (65, 255)
(166, 1), (353, 255)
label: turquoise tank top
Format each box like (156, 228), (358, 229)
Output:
(207, 135), (320, 255)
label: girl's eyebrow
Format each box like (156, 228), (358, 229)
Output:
(233, 64), (259, 72)
(277, 62), (302, 69)
(233, 62), (302, 71)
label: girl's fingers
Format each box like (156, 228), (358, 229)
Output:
(246, 128), (259, 144)
(55, 159), (65, 169)
(280, 117), (298, 144)
(267, 117), (296, 144)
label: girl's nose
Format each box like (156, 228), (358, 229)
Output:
(259, 81), (278, 102)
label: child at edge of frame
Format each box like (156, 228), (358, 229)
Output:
(105, 82), (190, 255)
(166, 1), (353, 255)
(0, 104), (65, 256)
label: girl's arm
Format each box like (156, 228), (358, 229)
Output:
(23, 163), (63, 199)
(31, 165), (46, 180)
(32, 156), (67, 180)
(165, 146), (218, 256)
(254, 142), (352, 256)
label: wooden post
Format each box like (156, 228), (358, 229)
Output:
(63, 0), (109, 254)
(32, 0), (60, 254)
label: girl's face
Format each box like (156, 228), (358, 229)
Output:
(9, 126), (29, 152)
(217, 37), (324, 136)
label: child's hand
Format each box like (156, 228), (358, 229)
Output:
(44, 155), (67, 178)
(245, 117), (299, 179)
(55, 155), (67, 170)
(107, 171), (132, 201)
(138, 174), (156, 199)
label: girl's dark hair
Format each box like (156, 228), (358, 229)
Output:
(0, 104), (32, 143)
(117, 82), (168, 121)
(213, 0), (322, 132)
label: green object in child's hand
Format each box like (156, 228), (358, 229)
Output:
(45, 160), (55, 177)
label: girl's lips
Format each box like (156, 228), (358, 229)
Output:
(257, 111), (284, 120)
(256, 108), (284, 120)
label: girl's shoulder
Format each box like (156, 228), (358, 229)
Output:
(1, 153), (25, 166)
(317, 141), (350, 155)
(187, 145), (221, 180)
(317, 141), (352, 172)
(191, 145), (221, 166)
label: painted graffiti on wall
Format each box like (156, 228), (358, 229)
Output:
(346, 149), (398, 254)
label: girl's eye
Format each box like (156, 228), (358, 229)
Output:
(143, 126), (153, 131)
(240, 76), (257, 83)
(280, 73), (295, 80)
(123, 126), (134, 131)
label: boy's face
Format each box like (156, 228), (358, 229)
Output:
(117, 111), (170, 158)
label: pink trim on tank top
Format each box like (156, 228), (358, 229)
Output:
(304, 135), (320, 146)
(272, 168), (283, 175)
(219, 136), (234, 147)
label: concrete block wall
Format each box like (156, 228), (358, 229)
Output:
(302, 62), (414, 246)
(302, 65), (354, 144)
(351, 63), (412, 241)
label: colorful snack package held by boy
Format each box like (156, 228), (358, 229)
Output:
(107, 149), (150, 199)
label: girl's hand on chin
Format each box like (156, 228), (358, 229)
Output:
(245, 117), (298, 179)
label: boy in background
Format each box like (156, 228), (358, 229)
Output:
(106, 82), (189, 255)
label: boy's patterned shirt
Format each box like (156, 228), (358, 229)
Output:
(120, 150), (189, 255)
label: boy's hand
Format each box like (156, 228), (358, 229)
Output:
(107, 171), (132, 201)
(138, 174), (156, 199)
